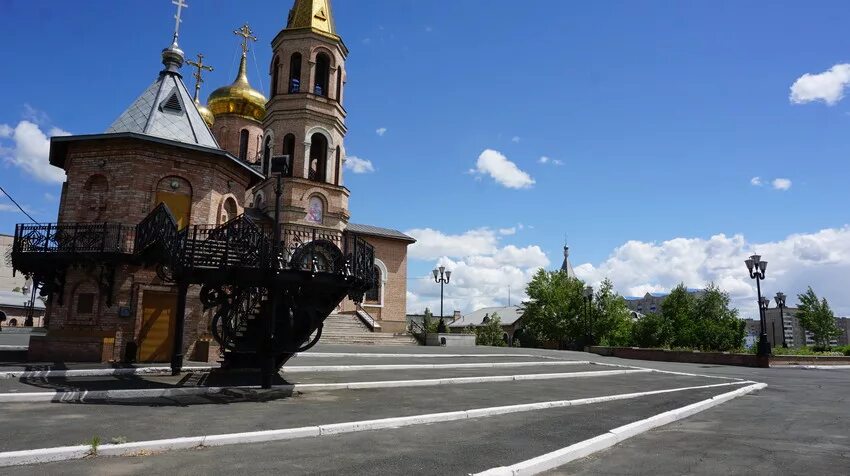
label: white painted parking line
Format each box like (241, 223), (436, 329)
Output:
(0, 361), (589, 380)
(0, 380), (754, 467)
(0, 369), (652, 403)
(474, 382), (767, 475)
(297, 352), (561, 359)
(592, 362), (745, 381)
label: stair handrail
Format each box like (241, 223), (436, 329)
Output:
(355, 304), (381, 331)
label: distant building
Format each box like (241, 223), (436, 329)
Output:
(747, 308), (846, 348)
(624, 288), (704, 314)
(0, 234), (28, 292)
(449, 305), (525, 345)
(0, 289), (45, 328)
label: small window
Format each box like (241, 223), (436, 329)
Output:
(77, 293), (95, 314)
(238, 129), (249, 161)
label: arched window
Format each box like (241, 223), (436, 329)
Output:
(306, 195), (324, 224)
(308, 133), (328, 182)
(314, 53), (331, 96)
(334, 146), (341, 185)
(220, 197), (238, 224)
(271, 55), (280, 96)
(365, 264), (382, 303)
(335, 66), (343, 101)
(238, 129), (249, 161)
(282, 133), (296, 177)
(83, 175), (108, 221)
(254, 191), (265, 210)
(263, 135), (273, 175)
(289, 53), (302, 93)
(154, 176), (192, 230)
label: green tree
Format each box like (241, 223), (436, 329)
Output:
(422, 308), (439, 333)
(690, 283), (745, 351)
(522, 269), (586, 347)
(796, 287), (841, 348)
(475, 312), (506, 347)
(661, 284), (696, 348)
(592, 278), (633, 346)
(631, 312), (672, 348)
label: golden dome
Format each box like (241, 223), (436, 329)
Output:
(207, 55), (266, 122)
(195, 98), (215, 127)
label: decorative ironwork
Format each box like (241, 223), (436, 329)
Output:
(12, 205), (377, 386)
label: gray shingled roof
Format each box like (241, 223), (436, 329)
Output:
(106, 71), (219, 149)
(346, 223), (416, 242)
(449, 306), (524, 328)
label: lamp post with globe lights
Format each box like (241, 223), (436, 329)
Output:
(775, 292), (788, 348)
(432, 266), (451, 326)
(583, 285), (594, 347)
(746, 255), (771, 356)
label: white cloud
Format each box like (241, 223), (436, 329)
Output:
(790, 63), (850, 105)
(473, 149), (535, 189)
(772, 178), (792, 191)
(0, 124), (12, 138)
(750, 176), (763, 186)
(498, 227), (517, 236)
(538, 156), (563, 166)
(375, 127), (387, 137)
(344, 156), (375, 174)
(0, 204), (19, 212)
(538, 156), (549, 164)
(405, 227), (551, 314)
(0, 120), (69, 184)
(511, 136), (521, 143)
(574, 227), (850, 319)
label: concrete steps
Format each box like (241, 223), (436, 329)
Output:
(320, 314), (418, 346)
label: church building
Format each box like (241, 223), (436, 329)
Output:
(18, 0), (414, 363)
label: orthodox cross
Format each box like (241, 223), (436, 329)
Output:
(187, 53), (214, 101)
(170, 0), (189, 43)
(234, 23), (257, 55)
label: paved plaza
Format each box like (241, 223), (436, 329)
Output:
(0, 345), (847, 475)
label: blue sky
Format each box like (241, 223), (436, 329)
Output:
(2, 1), (850, 318)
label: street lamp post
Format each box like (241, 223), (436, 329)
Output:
(583, 286), (593, 347)
(760, 296), (771, 348)
(432, 266), (451, 326)
(746, 254), (771, 356)
(775, 292), (788, 348)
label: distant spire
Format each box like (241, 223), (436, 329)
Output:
(161, 0), (189, 73)
(560, 243), (576, 279)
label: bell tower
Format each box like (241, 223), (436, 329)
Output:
(254, 0), (349, 231)
(259, 0), (349, 231)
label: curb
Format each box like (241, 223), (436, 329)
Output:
(0, 366), (214, 380)
(474, 382), (767, 475)
(284, 361), (590, 373)
(0, 381), (754, 467)
(0, 369), (650, 403)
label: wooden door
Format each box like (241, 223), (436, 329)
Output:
(154, 191), (191, 230)
(138, 291), (177, 363)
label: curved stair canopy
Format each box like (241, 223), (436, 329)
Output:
(11, 203), (377, 379)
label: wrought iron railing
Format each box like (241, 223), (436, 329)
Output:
(14, 222), (133, 255)
(134, 203), (181, 259)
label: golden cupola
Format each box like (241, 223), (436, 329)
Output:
(208, 24), (267, 123)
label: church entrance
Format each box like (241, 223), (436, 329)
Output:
(138, 291), (178, 363)
(154, 191), (191, 230)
